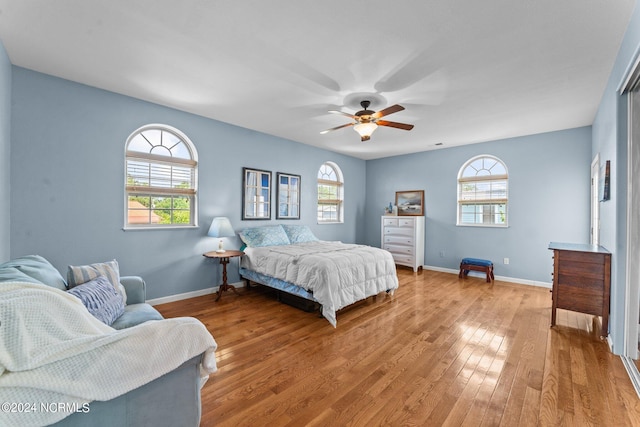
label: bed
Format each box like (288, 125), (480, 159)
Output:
(238, 224), (399, 327)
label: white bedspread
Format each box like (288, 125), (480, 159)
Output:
(0, 281), (217, 427)
(241, 241), (399, 326)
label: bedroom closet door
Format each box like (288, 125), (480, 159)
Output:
(621, 61), (640, 397)
(591, 154), (600, 246)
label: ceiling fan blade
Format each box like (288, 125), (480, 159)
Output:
(320, 122), (355, 134)
(376, 120), (414, 131)
(372, 104), (404, 119)
(328, 110), (358, 119)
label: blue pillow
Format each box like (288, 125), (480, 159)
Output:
(0, 266), (44, 284)
(0, 255), (68, 290)
(239, 225), (291, 247)
(281, 225), (319, 244)
(67, 275), (125, 326)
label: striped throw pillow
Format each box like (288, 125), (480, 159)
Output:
(67, 259), (127, 303)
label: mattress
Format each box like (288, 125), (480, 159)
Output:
(240, 241), (398, 326)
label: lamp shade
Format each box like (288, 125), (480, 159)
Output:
(207, 217), (235, 238)
(353, 122), (378, 141)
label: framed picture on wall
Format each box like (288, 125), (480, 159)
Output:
(395, 190), (425, 216)
(276, 172), (301, 219)
(600, 160), (611, 202)
(242, 167), (271, 220)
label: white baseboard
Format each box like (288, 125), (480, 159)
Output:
(146, 281), (244, 306)
(423, 265), (552, 289)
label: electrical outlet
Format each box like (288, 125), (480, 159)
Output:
(503, 257), (509, 265)
(439, 250), (445, 258)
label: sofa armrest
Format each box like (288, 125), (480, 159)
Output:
(120, 276), (146, 304)
(51, 354), (204, 426)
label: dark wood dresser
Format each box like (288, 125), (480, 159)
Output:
(548, 242), (611, 338)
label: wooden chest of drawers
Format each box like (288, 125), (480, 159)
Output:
(381, 216), (425, 272)
(548, 242), (611, 338)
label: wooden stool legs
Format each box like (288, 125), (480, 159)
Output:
(459, 263), (494, 283)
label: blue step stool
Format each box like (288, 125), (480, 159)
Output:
(459, 258), (494, 283)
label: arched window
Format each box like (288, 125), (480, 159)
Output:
(457, 155), (508, 226)
(317, 161), (344, 223)
(125, 124), (198, 228)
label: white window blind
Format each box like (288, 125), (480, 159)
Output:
(317, 162), (344, 223)
(125, 125), (198, 228)
(457, 155), (508, 226)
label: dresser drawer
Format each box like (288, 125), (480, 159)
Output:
(384, 235), (414, 245)
(384, 244), (415, 256)
(391, 253), (415, 265)
(383, 218), (398, 227)
(398, 218), (415, 228)
(384, 227), (413, 237)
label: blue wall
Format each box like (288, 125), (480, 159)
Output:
(10, 67), (366, 299)
(592, 2), (640, 353)
(8, 65), (594, 299)
(365, 128), (592, 284)
(0, 41), (10, 263)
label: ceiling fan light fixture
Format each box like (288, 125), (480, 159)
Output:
(353, 122), (378, 141)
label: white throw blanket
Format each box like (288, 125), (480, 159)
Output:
(241, 241), (399, 326)
(0, 281), (217, 427)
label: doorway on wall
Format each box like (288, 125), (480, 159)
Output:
(591, 154), (600, 246)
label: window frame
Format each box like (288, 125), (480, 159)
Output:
(317, 161), (344, 224)
(242, 167), (272, 220)
(457, 154), (508, 228)
(276, 172), (301, 220)
(124, 124), (198, 230)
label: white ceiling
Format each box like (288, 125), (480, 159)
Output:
(0, 1), (635, 160)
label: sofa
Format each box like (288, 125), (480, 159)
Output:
(0, 255), (217, 427)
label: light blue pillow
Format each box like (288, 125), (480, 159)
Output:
(281, 225), (319, 244)
(239, 225), (291, 247)
(0, 255), (68, 290)
(0, 266), (43, 284)
(67, 275), (125, 326)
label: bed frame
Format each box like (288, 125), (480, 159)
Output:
(240, 267), (322, 314)
(240, 267), (395, 317)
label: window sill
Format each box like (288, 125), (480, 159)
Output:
(456, 223), (509, 228)
(122, 225), (199, 231)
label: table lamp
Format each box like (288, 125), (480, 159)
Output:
(207, 217), (235, 253)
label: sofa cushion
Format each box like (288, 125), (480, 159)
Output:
(0, 255), (67, 290)
(67, 259), (127, 303)
(66, 275), (125, 326)
(110, 303), (164, 330)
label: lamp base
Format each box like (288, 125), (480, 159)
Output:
(216, 249), (226, 253)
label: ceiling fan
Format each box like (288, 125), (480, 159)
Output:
(320, 100), (414, 141)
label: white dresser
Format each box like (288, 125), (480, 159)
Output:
(381, 216), (425, 272)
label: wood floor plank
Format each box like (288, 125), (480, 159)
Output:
(155, 269), (640, 426)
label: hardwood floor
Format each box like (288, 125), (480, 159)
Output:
(155, 269), (640, 426)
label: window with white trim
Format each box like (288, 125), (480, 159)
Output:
(125, 124), (198, 228)
(317, 161), (343, 223)
(457, 155), (508, 226)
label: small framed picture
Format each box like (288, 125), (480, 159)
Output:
(242, 167), (271, 220)
(395, 190), (425, 216)
(600, 160), (610, 202)
(276, 172), (301, 219)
